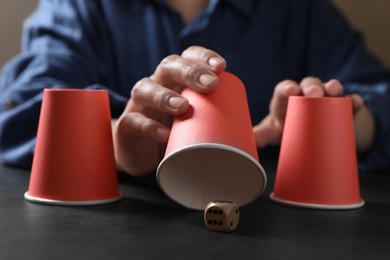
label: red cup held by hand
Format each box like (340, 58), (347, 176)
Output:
(157, 71), (267, 210)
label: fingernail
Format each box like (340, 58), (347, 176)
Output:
(208, 57), (222, 68)
(168, 96), (186, 110)
(199, 74), (217, 87)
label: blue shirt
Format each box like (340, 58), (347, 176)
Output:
(1, 0), (390, 172)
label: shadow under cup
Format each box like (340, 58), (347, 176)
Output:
(270, 96), (364, 210)
(24, 89), (121, 206)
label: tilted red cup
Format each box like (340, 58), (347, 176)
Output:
(25, 89), (121, 205)
(270, 96), (364, 209)
(157, 71), (267, 210)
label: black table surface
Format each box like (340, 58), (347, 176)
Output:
(1, 160), (390, 260)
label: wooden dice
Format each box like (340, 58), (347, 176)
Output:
(204, 201), (240, 232)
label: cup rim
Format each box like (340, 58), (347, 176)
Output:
(288, 96), (351, 100)
(157, 143), (267, 210)
(269, 193), (364, 210)
(43, 88), (108, 93)
(24, 192), (122, 206)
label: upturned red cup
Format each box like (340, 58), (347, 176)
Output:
(24, 89), (121, 205)
(270, 96), (364, 209)
(157, 71), (267, 210)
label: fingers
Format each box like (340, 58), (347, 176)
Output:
(300, 77), (325, 97)
(269, 78), (354, 122)
(300, 77), (364, 111)
(181, 46), (227, 73)
(256, 76), (366, 150)
(151, 46), (226, 93)
(324, 79), (344, 97)
(253, 115), (283, 148)
(116, 112), (170, 143)
(130, 46), (226, 118)
(269, 80), (301, 120)
(349, 93), (365, 112)
(123, 46), (226, 143)
(256, 77), (348, 148)
(151, 54), (219, 93)
(131, 77), (189, 115)
(270, 77), (333, 120)
(300, 77), (345, 97)
(114, 46), (226, 176)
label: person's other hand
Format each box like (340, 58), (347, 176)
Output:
(113, 46), (226, 176)
(253, 77), (367, 149)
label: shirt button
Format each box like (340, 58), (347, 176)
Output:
(4, 99), (16, 109)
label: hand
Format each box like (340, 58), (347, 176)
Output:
(253, 77), (373, 152)
(112, 46), (226, 176)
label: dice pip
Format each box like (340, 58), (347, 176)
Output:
(204, 201), (240, 232)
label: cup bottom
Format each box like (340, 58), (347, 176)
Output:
(269, 193), (364, 210)
(24, 192), (122, 206)
(157, 143), (267, 210)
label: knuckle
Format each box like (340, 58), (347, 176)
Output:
(116, 112), (138, 137)
(140, 118), (155, 135)
(183, 63), (197, 77)
(131, 78), (148, 98)
(278, 79), (296, 86)
(155, 55), (181, 79)
(152, 90), (169, 111)
(301, 76), (322, 85)
(275, 79), (296, 91)
(199, 52), (212, 64)
(182, 64), (201, 83)
(181, 46), (198, 56)
(182, 46), (215, 64)
(159, 54), (180, 69)
(120, 112), (154, 137)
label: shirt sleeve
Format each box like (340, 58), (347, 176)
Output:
(305, 0), (390, 172)
(0, 0), (128, 167)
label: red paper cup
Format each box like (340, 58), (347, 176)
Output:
(270, 96), (364, 209)
(24, 89), (121, 205)
(157, 71), (267, 210)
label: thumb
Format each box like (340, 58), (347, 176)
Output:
(253, 115), (283, 148)
(348, 93), (365, 112)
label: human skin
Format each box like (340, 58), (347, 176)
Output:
(112, 46), (375, 177)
